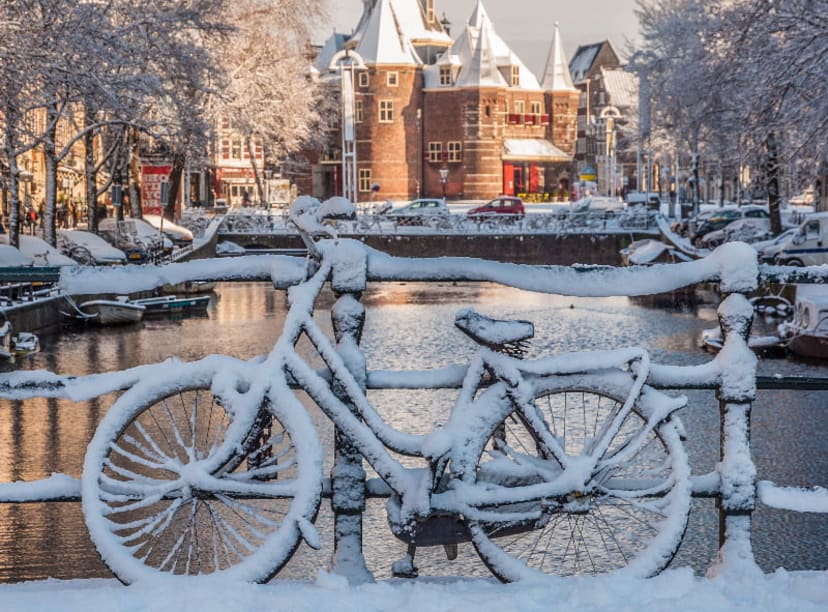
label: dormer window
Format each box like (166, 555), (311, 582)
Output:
(510, 65), (520, 86)
(439, 65), (452, 85)
(426, 0), (435, 24)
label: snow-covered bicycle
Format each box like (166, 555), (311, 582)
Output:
(80, 210), (692, 585)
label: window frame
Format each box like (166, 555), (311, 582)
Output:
(358, 168), (372, 192)
(428, 141), (442, 163)
(379, 99), (394, 123)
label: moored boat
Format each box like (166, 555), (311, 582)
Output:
(778, 287), (828, 359)
(76, 298), (146, 325)
(132, 294), (210, 315)
(700, 326), (786, 357)
(160, 280), (217, 295)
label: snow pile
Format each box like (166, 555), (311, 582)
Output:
(0, 569), (826, 611)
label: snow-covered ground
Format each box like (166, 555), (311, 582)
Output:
(1, 568), (826, 611)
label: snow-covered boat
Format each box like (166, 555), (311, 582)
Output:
(778, 287), (828, 359)
(0, 320), (40, 359)
(75, 298), (146, 325)
(132, 294), (210, 315)
(700, 326), (786, 357)
(160, 280), (216, 294)
(0, 320), (13, 359)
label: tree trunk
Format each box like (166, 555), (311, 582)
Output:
(128, 129), (143, 218)
(247, 138), (264, 205)
(164, 153), (185, 220)
(766, 132), (782, 235)
(83, 108), (99, 233)
(4, 141), (21, 248)
(691, 152), (701, 216)
(43, 103), (59, 246)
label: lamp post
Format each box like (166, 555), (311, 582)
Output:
(439, 167), (448, 200)
(111, 174), (123, 222)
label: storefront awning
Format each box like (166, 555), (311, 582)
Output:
(503, 139), (571, 162)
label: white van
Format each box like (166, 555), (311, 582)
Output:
(775, 212), (828, 266)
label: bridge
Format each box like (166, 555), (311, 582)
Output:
(0, 239), (826, 586)
(215, 208), (661, 265)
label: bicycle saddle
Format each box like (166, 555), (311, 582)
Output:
(454, 308), (534, 354)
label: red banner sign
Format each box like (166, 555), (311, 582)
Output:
(141, 165), (171, 215)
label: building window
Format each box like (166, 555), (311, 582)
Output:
(355, 99), (364, 123)
(439, 65), (452, 85)
(358, 71), (369, 87)
(358, 168), (372, 192)
(514, 100), (525, 114)
(530, 101), (542, 124)
(576, 137), (586, 154)
(428, 142), (442, 163)
(387, 71), (398, 87)
(510, 65), (520, 86)
(230, 138), (243, 160)
(447, 141), (462, 162)
(379, 99), (394, 122)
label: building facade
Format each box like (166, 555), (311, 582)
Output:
(310, 0), (579, 202)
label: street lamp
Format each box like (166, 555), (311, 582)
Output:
(439, 167), (448, 200)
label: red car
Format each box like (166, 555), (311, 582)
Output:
(467, 196), (525, 219)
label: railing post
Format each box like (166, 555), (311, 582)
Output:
(328, 245), (372, 584)
(711, 291), (760, 576)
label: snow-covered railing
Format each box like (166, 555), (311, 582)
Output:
(217, 208), (659, 236)
(0, 239), (827, 583)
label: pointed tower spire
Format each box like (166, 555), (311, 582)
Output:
(541, 22), (576, 91)
(355, 0), (419, 64)
(455, 19), (507, 88)
(467, 0), (491, 29)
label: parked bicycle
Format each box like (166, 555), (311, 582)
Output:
(81, 214), (692, 584)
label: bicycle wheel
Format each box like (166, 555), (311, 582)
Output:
(467, 372), (690, 581)
(82, 366), (322, 584)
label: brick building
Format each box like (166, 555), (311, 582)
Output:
(311, 0), (579, 202)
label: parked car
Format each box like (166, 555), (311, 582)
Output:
(699, 218), (772, 249)
(752, 228), (800, 263)
(386, 198), (449, 225)
(141, 214), (194, 247)
(624, 192), (661, 210)
(467, 196), (525, 219)
(690, 205), (769, 245)
(773, 212), (828, 266)
(58, 230), (127, 265)
(1, 235), (77, 266)
(98, 219), (169, 262)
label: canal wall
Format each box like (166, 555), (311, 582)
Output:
(220, 231), (648, 266)
(2, 231), (648, 335)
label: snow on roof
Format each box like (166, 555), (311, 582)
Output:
(503, 138), (571, 162)
(313, 31), (348, 74)
(569, 42), (602, 82)
(454, 21), (507, 88)
(600, 67), (638, 108)
(435, 1), (539, 90)
(387, 0), (451, 45)
(354, 0), (422, 65)
(540, 22), (576, 92)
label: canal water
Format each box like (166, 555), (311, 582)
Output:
(0, 281), (826, 583)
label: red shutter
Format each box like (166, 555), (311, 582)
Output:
(503, 163), (515, 195)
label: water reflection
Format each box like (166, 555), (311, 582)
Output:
(0, 281), (825, 582)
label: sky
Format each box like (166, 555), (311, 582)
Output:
(320, 0), (641, 76)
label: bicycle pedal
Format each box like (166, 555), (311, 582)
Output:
(443, 543), (458, 561)
(391, 557), (419, 579)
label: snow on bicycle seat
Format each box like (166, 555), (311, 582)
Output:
(454, 308), (534, 351)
